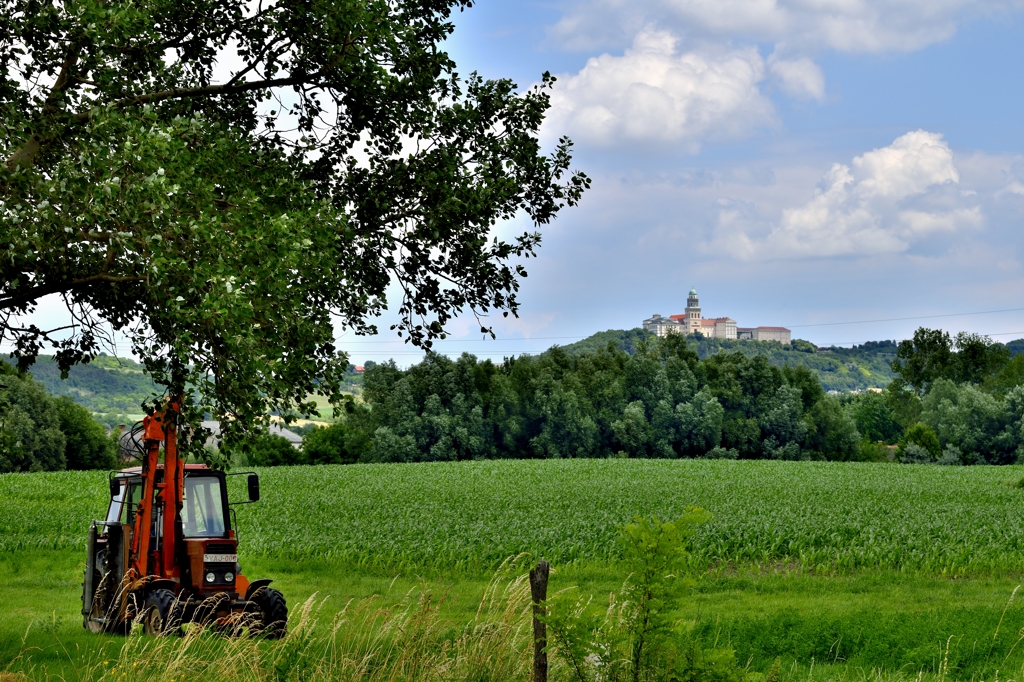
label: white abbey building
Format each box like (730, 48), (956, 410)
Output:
(642, 289), (790, 344)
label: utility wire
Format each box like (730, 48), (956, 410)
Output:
(786, 307), (1024, 328)
(5, 307), (1024, 355)
(332, 306), (1024, 344)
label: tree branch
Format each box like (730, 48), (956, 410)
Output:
(5, 44), (82, 171)
(70, 74), (322, 122)
(0, 274), (147, 311)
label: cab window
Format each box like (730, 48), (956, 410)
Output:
(120, 483), (143, 525)
(105, 481), (126, 524)
(181, 475), (227, 537)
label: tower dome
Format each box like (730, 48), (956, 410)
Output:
(689, 288), (697, 296)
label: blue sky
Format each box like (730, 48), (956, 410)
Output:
(335, 0), (1024, 366)
(13, 1), (1024, 366)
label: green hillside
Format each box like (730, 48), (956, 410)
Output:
(22, 354), (157, 421)
(561, 329), (906, 392)
(21, 332), (1023, 418)
(18, 354), (363, 424)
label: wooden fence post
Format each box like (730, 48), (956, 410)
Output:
(530, 560), (550, 682)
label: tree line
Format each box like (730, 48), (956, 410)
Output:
(0, 361), (119, 472)
(561, 329), (899, 392)
(274, 328), (1024, 467)
(7, 326), (1022, 471)
(850, 328), (1024, 464)
(266, 334), (862, 465)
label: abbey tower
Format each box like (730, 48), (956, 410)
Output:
(642, 288), (790, 343)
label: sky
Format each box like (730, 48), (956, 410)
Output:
(13, 0), (1024, 366)
(346, 0), (1024, 366)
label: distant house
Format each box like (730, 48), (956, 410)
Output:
(353, 365), (365, 374)
(699, 317), (737, 340)
(644, 289), (737, 339)
(202, 420), (303, 450)
(750, 327), (791, 344)
(117, 420), (304, 459)
(641, 314), (682, 337)
(737, 326), (792, 344)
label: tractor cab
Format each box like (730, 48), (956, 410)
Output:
(99, 465), (247, 596)
(105, 467), (229, 536)
(82, 406), (285, 637)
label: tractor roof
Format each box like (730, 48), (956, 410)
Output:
(117, 463), (214, 475)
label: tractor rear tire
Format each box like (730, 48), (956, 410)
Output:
(251, 587), (287, 639)
(142, 589), (176, 637)
(86, 570), (116, 634)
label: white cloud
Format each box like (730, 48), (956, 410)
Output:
(549, 0), (1002, 55)
(730, 131), (983, 258)
(544, 28), (774, 148)
(768, 55), (825, 100)
(899, 208), (982, 235)
(849, 130), (960, 198)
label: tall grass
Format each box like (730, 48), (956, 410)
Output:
(7, 562), (1024, 682)
(5, 559), (544, 682)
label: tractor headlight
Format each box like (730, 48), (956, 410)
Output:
(224, 572), (234, 582)
(206, 572), (216, 583)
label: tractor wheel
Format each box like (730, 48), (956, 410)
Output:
(165, 595), (187, 636)
(142, 589), (176, 637)
(192, 592), (230, 628)
(86, 593), (106, 634)
(86, 570), (115, 634)
(251, 587), (287, 639)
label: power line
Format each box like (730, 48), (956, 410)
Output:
(334, 335), (586, 344)
(335, 306), (1024, 345)
(6, 307), (1024, 356)
(786, 307), (1024, 329)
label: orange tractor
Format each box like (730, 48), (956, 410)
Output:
(81, 402), (287, 636)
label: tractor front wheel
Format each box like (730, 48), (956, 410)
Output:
(251, 587), (287, 639)
(142, 589), (177, 637)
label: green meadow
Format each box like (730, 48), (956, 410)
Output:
(4, 459), (1024, 680)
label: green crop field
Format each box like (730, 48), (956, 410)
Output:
(6, 459), (1024, 573)
(6, 459), (1024, 681)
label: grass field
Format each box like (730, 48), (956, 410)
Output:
(4, 460), (1024, 680)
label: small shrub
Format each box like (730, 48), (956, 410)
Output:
(937, 445), (963, 466)
(246, 434), (305, 467)
(545, 510), (745, 682)
(304, 421), (371, 465)
(897, 423), (941, 462)
(856, 440), (891, 462)
(704, 446), (739, 460)
(367, 426), (418, 463)
(55, 397), (119, 470)
(899, 443), (935, 464)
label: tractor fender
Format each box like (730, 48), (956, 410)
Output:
(148, 579), (177, 594)
(245, 579), (274, 600)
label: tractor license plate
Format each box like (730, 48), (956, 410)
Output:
(203, 553), (237, 563)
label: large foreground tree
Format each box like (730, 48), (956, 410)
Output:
(0, 0), (588, 455)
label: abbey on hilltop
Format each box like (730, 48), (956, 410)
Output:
(642, 288), (791, 344)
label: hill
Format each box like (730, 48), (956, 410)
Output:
(560, 329), (906, 392)
(22, 332), (1022, 416)
(17, 354), (363, 425)
(22, 354), (158, 421)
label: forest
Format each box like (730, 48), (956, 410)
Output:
(0, 360), (119, 472)
(562, 329), (899, 391)
(6, 328), (1024, 471)
(287, 327), (1024, 467)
